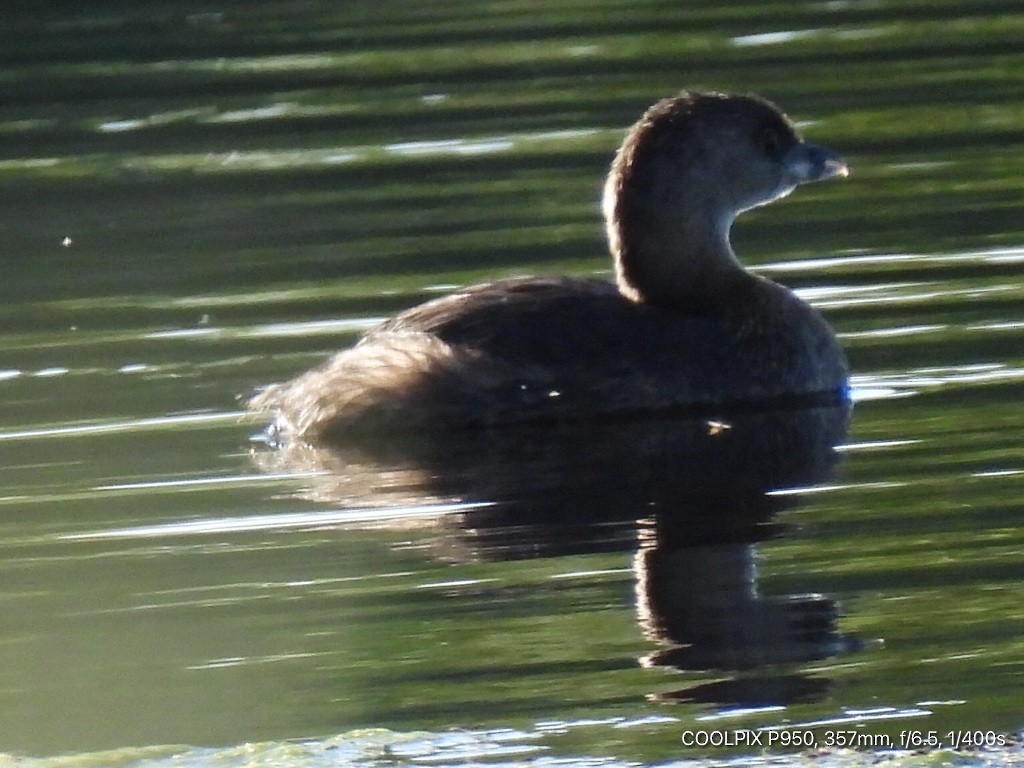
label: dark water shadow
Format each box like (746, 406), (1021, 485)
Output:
(254, 402), (873, 709)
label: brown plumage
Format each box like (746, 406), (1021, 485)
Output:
(251, 91), (850, 440)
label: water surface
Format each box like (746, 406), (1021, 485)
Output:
(1, 1), (1024, 765)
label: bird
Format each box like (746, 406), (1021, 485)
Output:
(251, 90), (850, 441)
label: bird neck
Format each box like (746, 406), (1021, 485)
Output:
(610, 204), (746, 310)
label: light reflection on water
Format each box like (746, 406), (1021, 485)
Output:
(763, 247), (1024, 273)
(144, 317), (385, 340)
(62, 501), (489, 540)
(0, 411), (242, 441)
(850, 363), (1024, 401)
(86, 127), (609, 174)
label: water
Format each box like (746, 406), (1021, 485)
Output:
(1, 1), (1024, 765)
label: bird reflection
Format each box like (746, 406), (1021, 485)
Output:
(252, 401), (874, 708)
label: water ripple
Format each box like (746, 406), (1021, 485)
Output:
(0, 411), (244, 442)
(61, 501), (491, 540)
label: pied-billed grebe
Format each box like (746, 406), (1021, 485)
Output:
(252, 91), (850, 439)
